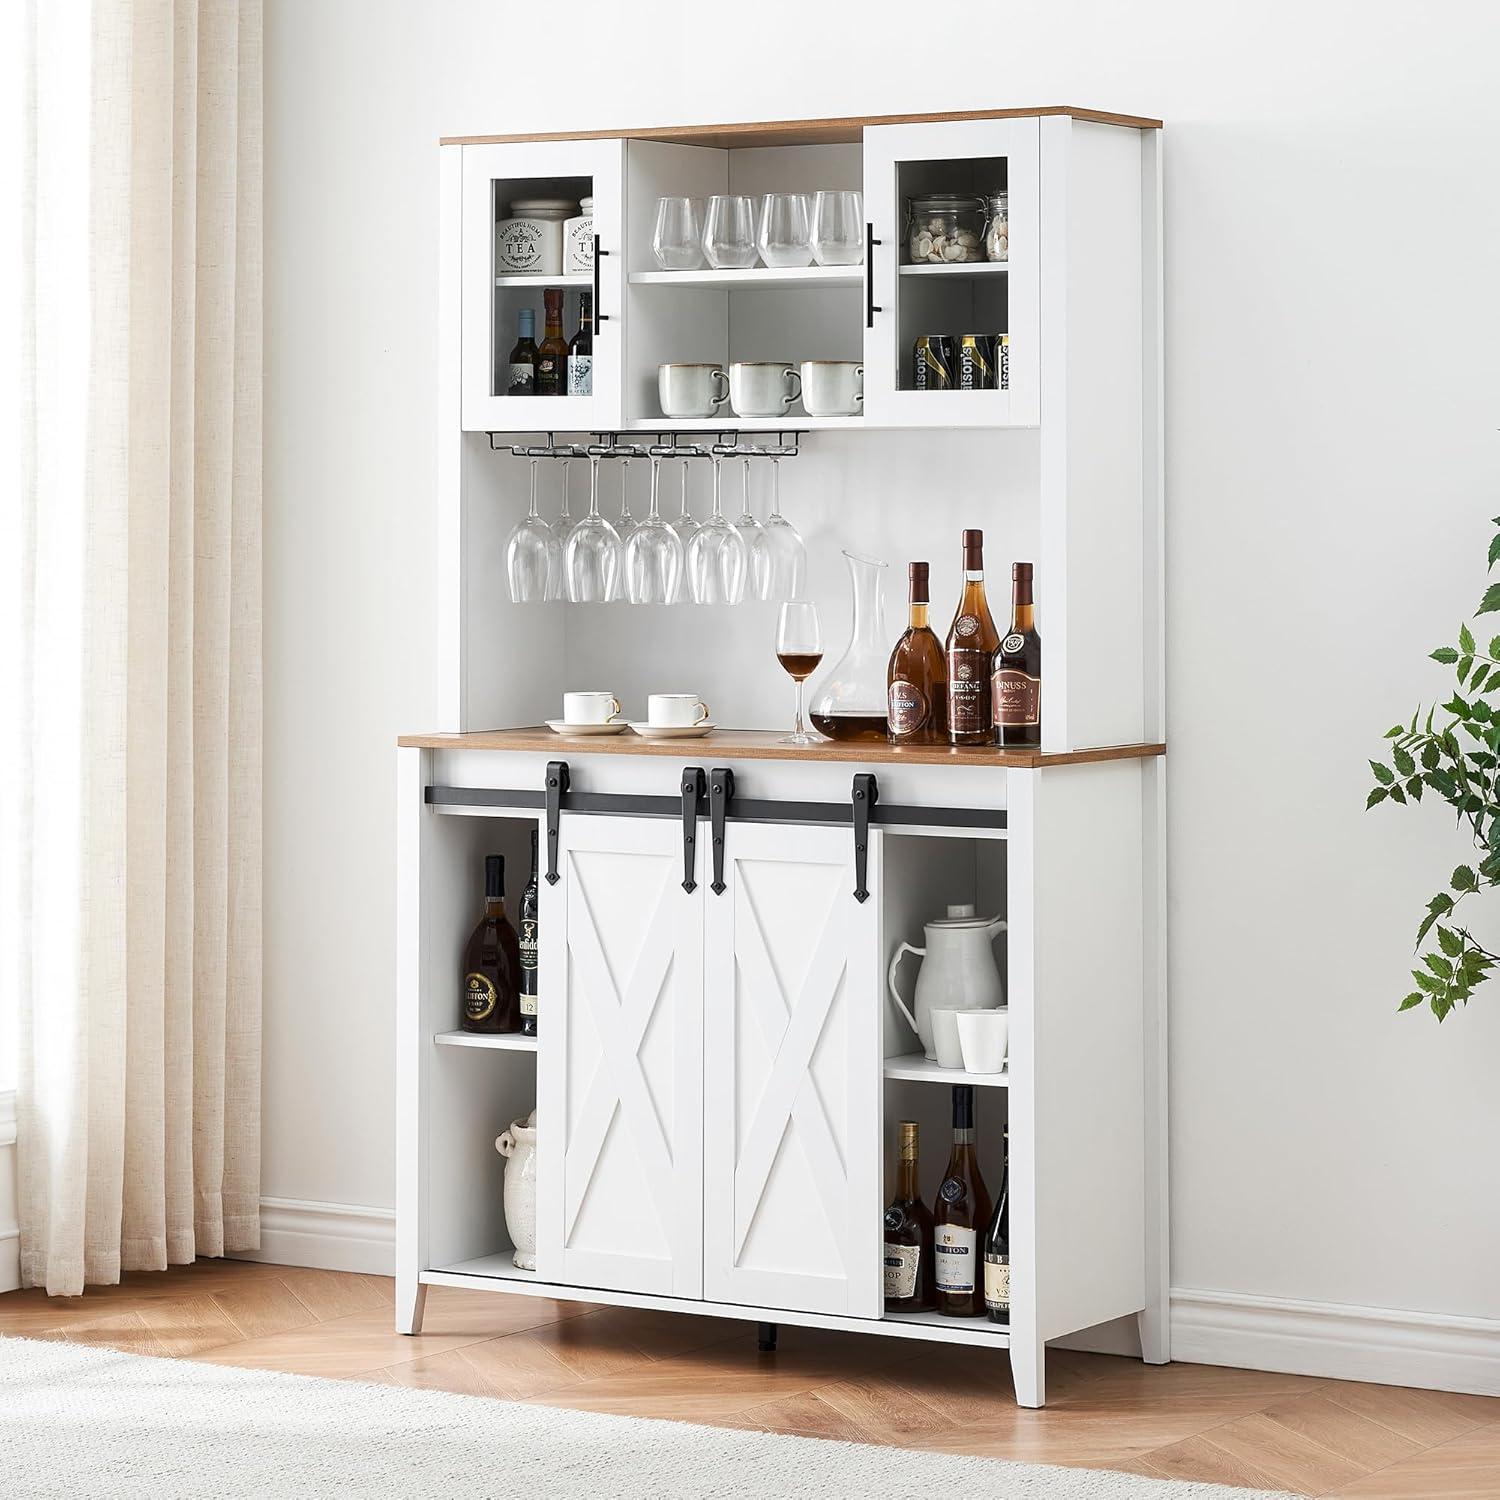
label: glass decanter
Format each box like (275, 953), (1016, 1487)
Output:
(806, 551), (890, 742)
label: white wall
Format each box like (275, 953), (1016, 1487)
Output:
(262, 0), (1500, 1379)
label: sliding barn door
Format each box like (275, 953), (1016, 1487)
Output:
(536, 815), (703, 1297)
(702, 821), (882, 1317)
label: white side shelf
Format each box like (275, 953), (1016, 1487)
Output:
(883, 1309), (1010, 1346)
(625, 416), (863, 432)
(883, 1053), (1009, 1088)
(494, 273), (591, 288)
(433, 1030), (538, 1052)
(630, 266), (862, 290)
(898, 261), (1009, 278)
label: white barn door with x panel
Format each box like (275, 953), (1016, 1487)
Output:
(703, 821), (883, 1319)
(536, 815), (703, 1299)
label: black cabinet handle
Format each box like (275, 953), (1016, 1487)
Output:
(852, 774), (877, 902)
(865, 224), (882, 329)
(544, 761), (570, 885)
(680, 767), (705, 892)
(593, 234), (610, 323)
(709, 768), (734, 895)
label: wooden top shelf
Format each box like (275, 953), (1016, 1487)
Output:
(396, 726), (1165, 770)
(441, 106), (1162, 150)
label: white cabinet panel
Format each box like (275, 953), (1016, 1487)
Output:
(536, 815), (702, 1297)
(703, 822), (882, 1317)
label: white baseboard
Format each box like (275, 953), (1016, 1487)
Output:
(233, 1197), (395, 1276)
(1172, 1287), (1500, 1398)
(0, 1090), (18, 1294)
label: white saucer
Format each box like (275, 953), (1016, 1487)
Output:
(628, 721), (717, 739)
(545, 719), (630, 736)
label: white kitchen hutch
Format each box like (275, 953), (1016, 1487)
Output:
(397, 106), (1166, 1409)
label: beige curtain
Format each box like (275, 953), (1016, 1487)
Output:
(6, 0), (262, 1295)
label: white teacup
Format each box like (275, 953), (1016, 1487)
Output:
(956, 1008), (1009, 1074)
(730, 361), (801, 417)
(648, 694), (710, 727)
(800, 360), (863, 416)
(659, 363), (729, 419)
(929, 1007), (966, 1070)
(562, 691), (622, 725)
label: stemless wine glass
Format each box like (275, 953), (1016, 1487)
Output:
(686, 457), (747, 604)
(776, 600), (824, 745)
(625, 455), (685, 605)
(652, 197), (705, 270)
(750, 457), (806, 602)
(668, 460), (699, 602)
(546, 458), (573, 600)
(810, 189), (865, 266)
(702, 195), (758, 270)
(732, 458), (763, 569)
(757, 193), (812, 268)
(506, 459), (561, 603)
(565, 454), (622, 603)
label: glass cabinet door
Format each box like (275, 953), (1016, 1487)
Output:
(460, 139), (625, 432)
(862, 119), (1039, 428)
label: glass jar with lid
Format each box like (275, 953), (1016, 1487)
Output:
(904, 194), (986, 265)
(983, 192), (1008, 262)
(496, 197), (577, 276)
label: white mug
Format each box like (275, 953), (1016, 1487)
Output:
(956, 1008), (1009, 1074)
(730, 361), (801, 417)
(929, 1007), (967, 1070)
(800, 360), (863, 417)
(648, 694), (710, 727)
(659, 363), (729, 419)
(562, 691), (622, 725)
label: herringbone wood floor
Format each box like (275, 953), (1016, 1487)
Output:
(3, 1260), (1498, 1496)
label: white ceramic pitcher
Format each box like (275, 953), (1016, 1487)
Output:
(888, 905), (1007, 1060)
(495, 1110), (537, 1270)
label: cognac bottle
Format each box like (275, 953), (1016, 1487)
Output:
(933, 1084), (991, 1317)
(887, 562), (947, 744)
(461, 854), (522, 1034)
(883, 1120), (936, 1312)
(994, 562), (1042, 749)
(520, 828), (539, 1037)
(945, 531), (1001, 745)
(983, 1127), (1010, 1325)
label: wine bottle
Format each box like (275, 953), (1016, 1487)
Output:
(536, 288), (568, 396)
(983, 1128), (1010, 1325)
(520, 828), (539, 1037)
(882, 1120), (936, 1313)
(566, 291), (593, 396)
(994, 562), (1042, 749)
(932, 1084), (991, 1317)
(887, 561), (947, 744)
(460, 854), (522, 1034)
(506, 309), (538, 396)
(945, 530), (1002, 745)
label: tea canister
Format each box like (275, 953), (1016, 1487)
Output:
(562, 196), (595, 275)
(496, 198), (575, 276)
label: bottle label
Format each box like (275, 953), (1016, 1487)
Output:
(520, 918), (538, 1016)
(1001, 632), (1025, 655)
(947, 649), (992, 734)
(567, 355), (592, 396)
(507, 363), (535, 397)
(984, 1254), (1011, 1314)
(888, 679), (928, 737)
(934, 1223), (977, 1292)
(883, 1243), (920, 1301)
(497, 220), (546, 272)
(536, 355), (562, 396)
(993, 668), (1041, 727)
(464, 972), (497, 1022)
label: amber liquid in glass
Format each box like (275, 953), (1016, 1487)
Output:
(994, 562), (1042, 749)
(777, 651), (823, 681)
(536, 288), (568, 397)
(884, 1120), (937, 1313)
(933, 1085), (992, 1317)
(945, 530), (1002, 745)
(808, 713), (889, 742)
(888, 561), (947, 744)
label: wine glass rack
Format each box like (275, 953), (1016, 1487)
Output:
(487, 431), (805, 462)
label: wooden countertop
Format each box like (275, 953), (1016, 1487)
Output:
(397, 726), (1166, 769)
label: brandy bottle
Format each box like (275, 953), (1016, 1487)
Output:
(883, 1121), (936, 1312)
(983, 1127), (1010, 1325)
(887, 561), (947, 744)
(933, 1084), (992, 1317)
(536, 288), (568, 396)
(519, 828), (539, 1037)
(994, 562), (1042, 749)
(461, 854), (522, 1034)
(945, 530), (1001, 745)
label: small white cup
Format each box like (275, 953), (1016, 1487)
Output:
(929, 1007), (967, 1070)
(730, 361), (801, 417)
(800, 360), (863, 417)
(648, 694), (710, 727)
(563, 691), (622, 725)
(956, 1008), (1009, 1074)
(659, 364), (729, 419)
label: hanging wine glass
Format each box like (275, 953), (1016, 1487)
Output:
(686, 456), (747, 604)
(544, 458), (571, 601)
(732, 458), (763, 575)
(615, 457), (638, 544)
(668, 460), (699, 603)
(750, 457), (806, 602)
(625, 454), (684, 605)
(550, 458), (574, 544)
(506, 459), (560, 603)
(564, 454), (622, 603)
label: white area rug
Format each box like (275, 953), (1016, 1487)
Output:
(0, 1335), (1295, 1499)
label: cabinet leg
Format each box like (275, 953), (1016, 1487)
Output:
(396, 1278), (427, 1336)
(1010, 1336), (1045, 1408)
(1138, 1304), (1170, 1366)
(756, 1321), (778, 1353)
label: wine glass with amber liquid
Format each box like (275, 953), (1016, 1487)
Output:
(775, 600), (824, 746)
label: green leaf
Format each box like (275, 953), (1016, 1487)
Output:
(1489, 636), (1500, 658)
(1452, 864), (1479, 892)
(1398, 991), (1425, 1011)
(1413, 969), (1444, 994)
(1459, 656), (1474, 684)
(1432, 992), (1454, 1021)
(1432, 647), (1460, 664)
(1389, 783), (1407, 804)
(1461, 623), (1476, 653)
(1489, 533), (1500, 571)
(1438, 925), (1464, 957)
(1421, 741), (1440, 770)
(1370, 760), (1394, 784)
(1366, 786), (1388, 809)
(1424, 953), (1454, 980)
(1474, 699), (1493, 722)
(1443, 696), (1472, 718)
(1393, 746), (1415, 776)
(1406, 777), (1424, 801)
(1472, 665), (1490, 694)
(1479, 582), (1500, 616)
(1385, 723), (1405, 738)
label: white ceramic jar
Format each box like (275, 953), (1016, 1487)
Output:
(562, 196), (595, 275)
(496, 198), (575, 276)
(495, 1110), (538, 1269)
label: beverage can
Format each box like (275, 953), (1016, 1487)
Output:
(913, 335), (954, 390)
(994, 333), (1010, 391)
(958, 334), (996, 391)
